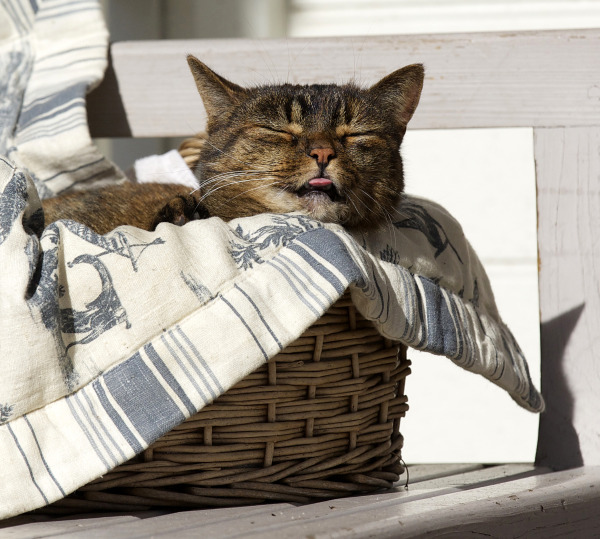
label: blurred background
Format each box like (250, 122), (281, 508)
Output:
(97, 0), (600, 464)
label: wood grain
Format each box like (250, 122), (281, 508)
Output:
(534, 127), (600, 470)
(9, 465), (600, 537)
(87, 29), (600, 137)
(3, 464), (543, 537)
(217, 466), (598, 538)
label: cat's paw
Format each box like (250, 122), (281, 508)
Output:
(151, 194), (209, 229)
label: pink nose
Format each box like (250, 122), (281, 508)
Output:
(310, 147), (335, 164)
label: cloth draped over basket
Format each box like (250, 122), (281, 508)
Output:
(0, 0), (543, 519)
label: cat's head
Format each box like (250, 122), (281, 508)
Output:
(187, 55), (424, 230)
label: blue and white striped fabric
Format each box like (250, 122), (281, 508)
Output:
(1, 0), (123, 199)
(0, 0), (543, 519)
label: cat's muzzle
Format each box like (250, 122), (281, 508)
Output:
(296, 177), (339, 202)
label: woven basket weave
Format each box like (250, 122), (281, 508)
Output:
(47, 292), (410, 512)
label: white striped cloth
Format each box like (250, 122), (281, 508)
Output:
(0, 0), (543, 519)
(2, 0), (124, 199)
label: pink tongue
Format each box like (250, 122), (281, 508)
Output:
(308, 178), (333, 188)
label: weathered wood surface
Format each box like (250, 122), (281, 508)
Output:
(0, 464), (537, 537)
(534, 127), (600, 470)
(87, 29), (600, 137)
(4, 465), (476, 537)
(6, 465), (600, 538)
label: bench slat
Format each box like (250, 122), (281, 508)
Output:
(87, 29), (600, 137)
(4, 464), (547, 538)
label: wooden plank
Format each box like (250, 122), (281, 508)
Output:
(534, 127), (600, 470)
(409, 463), (543, 491)
(87, 29), (600, 137)
(0, 513), (165, 538)
(54, 465), (542, 538)
(401, 463), (483, 484)
(0, 465), (474, 537)
(234, 466), (600, 538)
(0, 465), (545, 537)
(1, 504), (293, 538)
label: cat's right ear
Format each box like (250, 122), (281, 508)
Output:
(369, 64), (425, 127)
(187, 55), (246, 119)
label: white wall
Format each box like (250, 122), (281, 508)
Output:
(399, 128), (540, 463)
(288, 0), (600, 36)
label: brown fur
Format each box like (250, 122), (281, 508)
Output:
(42, 58), (424, 234)
(41, 183), (201, 235)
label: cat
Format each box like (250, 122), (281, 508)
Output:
(42, 56), (424, 235)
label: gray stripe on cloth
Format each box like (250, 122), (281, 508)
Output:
(413, 276), (429, 350)
(100, 351), (186, 445)
(93, 378), (143, 454)
(279, 252), (335, 305)
(4, 0), (33, 34)
(418, 275), (458, 357)
(17, 93), (84, 130)
(42, 156), (105, 183)
(66, 395), (111, 472)
(234, 283), (283, 351)
(80, 389), (127, 462)
(37, 4), (100, 21)
(6, 423), (48, 504)
(294, 228), (364, 287)
(36, 44), (104, 65)
(220, 295), (269, 361)
(145, 342), (197, 415)
(24, 415), (66, 496)
(172, 327), (224, 397)
(34, 56), (106, 72)
(19, 83), (86, 125)
(160, 334), (210, 405)
(270, 256), (329, 311)
(266, 259), (320, 317)
(18, 117), (86, 146)
(75, 392), (120, 467)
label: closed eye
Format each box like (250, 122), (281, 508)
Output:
(261, 126), (287, 134)
(343, 131), (378, 139)
(257, 125), (293, 135)
(255, 125), (298, 141)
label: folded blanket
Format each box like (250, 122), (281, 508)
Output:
(0, 0), (543, 519)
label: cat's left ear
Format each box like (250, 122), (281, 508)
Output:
(187, 55), (247, 119)
(369, 64), (424, 126)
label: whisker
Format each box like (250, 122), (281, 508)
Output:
(197, 171), (276, 198)
(199, 176), (279, 204)
(201, 138), (264, 169)
(199, 177), (280, 214)
(199, 172), (258, 191)
(225, 179), (281, 204)
(358, 188), (397, 238)
(346, 191), (366, 223)
(200, 171), (268, 187)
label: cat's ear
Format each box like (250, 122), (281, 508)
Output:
(369, 64), (424, 126)
(187, 55), (246, 118)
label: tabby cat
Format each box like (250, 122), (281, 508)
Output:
(42, 56), (424, 234)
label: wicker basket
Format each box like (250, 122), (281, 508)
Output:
(43, 296), (408, 513)
(47, 293), (410, 512)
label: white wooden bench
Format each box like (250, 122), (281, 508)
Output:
(3, 29), (600, 537)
